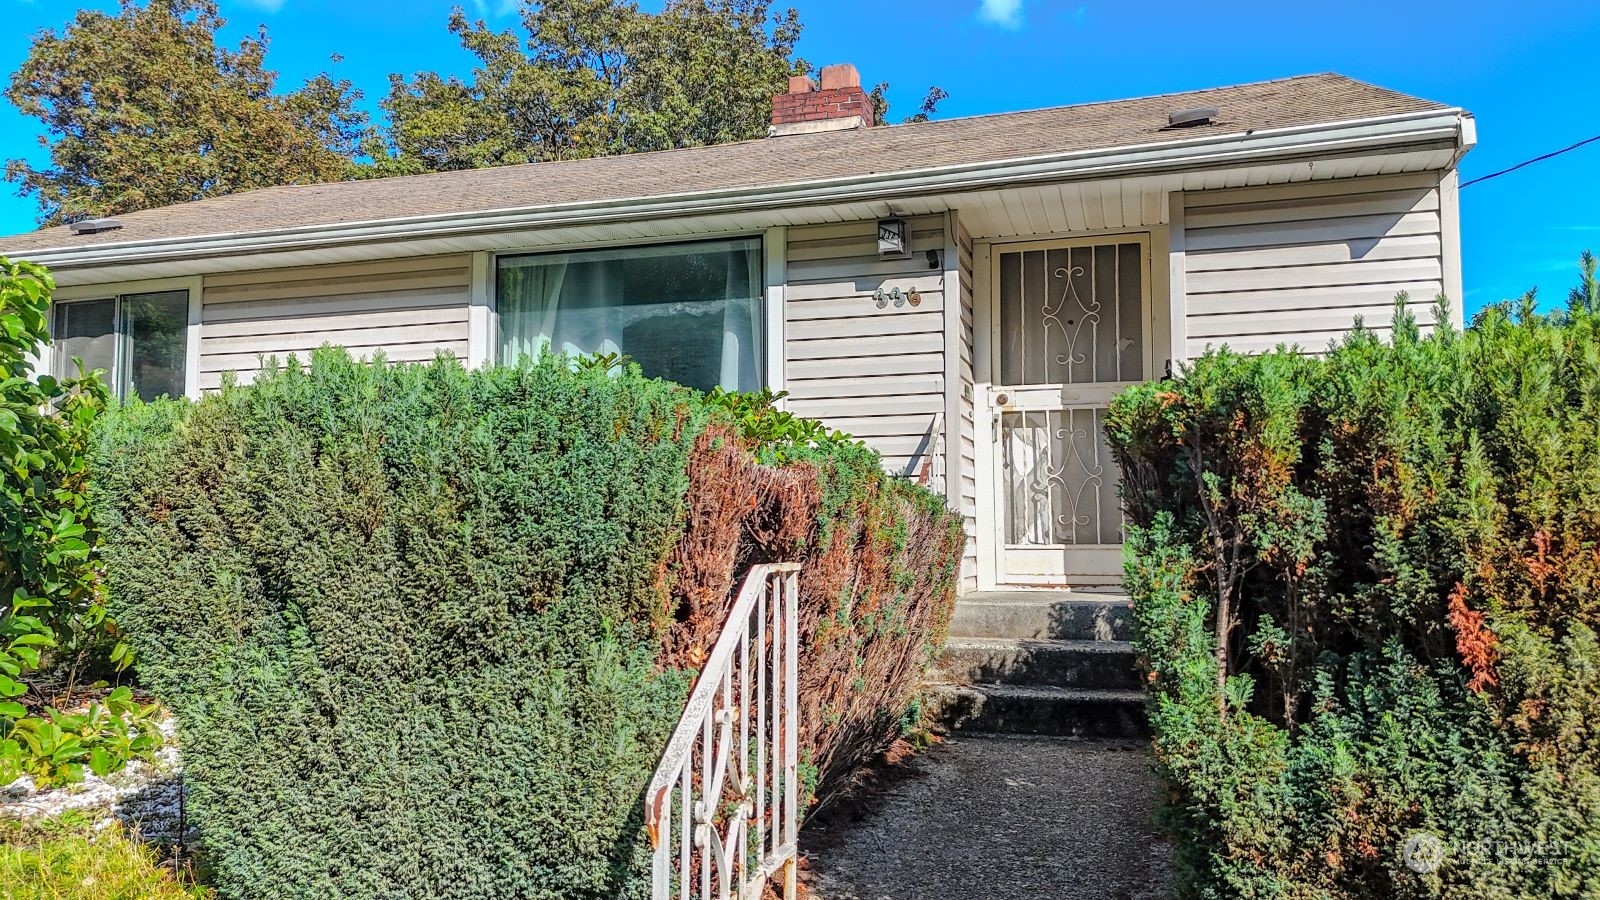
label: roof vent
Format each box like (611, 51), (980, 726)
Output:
(68, 217), (123, 235)
(1167, 106), (1218, 128)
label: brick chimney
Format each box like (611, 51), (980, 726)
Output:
(770, 64), (874, 136)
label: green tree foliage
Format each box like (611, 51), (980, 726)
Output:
(94, 349), (960, 899)
(6, 0), (366, 225)
(1571, 250), (1598, 314)
(1109, 272), (1600, 897)
(8, 0), (947, 210)
(379, 0), (803, 172)
(868, 83), (948, 125)
(0, 259), (158, 788)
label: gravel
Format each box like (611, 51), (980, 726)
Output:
(800, 733), (1173, 900)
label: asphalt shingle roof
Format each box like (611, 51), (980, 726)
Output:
(0, 73), (1449, 254)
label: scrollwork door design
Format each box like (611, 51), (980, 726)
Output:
(994, 238), (1147, 568)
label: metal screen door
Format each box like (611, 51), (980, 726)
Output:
(990, 236), (1150, 584)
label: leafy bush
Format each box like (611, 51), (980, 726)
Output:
(0, 258), (156, 789)
(94, 349), (960, 900)
(6, 686), (164, 787)
(1109, 289), (1600, 898)
(0, 810), (209, 899)
(705, 386), (854, 460)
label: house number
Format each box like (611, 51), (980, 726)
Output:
(873, 286), (922, 308)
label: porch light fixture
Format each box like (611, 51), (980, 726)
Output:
(877, 218), (908, 258)
(69, 217), (123, 235)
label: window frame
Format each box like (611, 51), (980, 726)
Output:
(489, 234), (772, 392)
(47, 276), (202, 400)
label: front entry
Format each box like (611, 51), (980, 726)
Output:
(987, 235), (1152, 586)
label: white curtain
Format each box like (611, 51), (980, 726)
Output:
(498, 258), (567, 364)
(719, 248), (763, 390)
(1004, 413), (1057, 545)
(1003, 409), (1118, 546)
(496, 239), (763, 393)
(554, 261), (623, 359)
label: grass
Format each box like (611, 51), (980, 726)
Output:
(0, 811), (208, 899)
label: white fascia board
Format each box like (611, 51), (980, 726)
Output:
(18, 109), (1469, 272)
(1456, 114), (1478, 161)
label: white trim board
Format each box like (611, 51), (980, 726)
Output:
(763, 226), (787, 398)
(1438, 168), (1465, 328)
(467, 251), (492, 369)
(1166, 191), (1188, 371)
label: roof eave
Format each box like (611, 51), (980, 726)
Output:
(11, 107), (1471, 271)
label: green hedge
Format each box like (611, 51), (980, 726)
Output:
(92, 349), (960, 900)
(1108, 296), (1600, 898)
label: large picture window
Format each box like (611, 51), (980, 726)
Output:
(53, 290), (189, 401)
(496, 238), (763, 392)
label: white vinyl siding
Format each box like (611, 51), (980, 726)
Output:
(1181, 173), (1448, 356)
(198, 255), (471, 390)
(783, 216), (947, 476)
(955, 219), (978, 592)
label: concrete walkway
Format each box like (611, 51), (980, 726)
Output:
(800, 734), (1172, 900)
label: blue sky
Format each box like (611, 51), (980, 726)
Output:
(2, 0), (1597, 314)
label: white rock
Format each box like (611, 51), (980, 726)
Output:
(0, 714), (187, 842)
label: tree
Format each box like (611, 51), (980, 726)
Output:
(1571, 249), (1598, 314)
(869, 84), (948, 125)
(6, 0), (367, 225)
(380, 0), (806, 171)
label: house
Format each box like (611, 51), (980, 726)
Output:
(0, 68), (1474, 594)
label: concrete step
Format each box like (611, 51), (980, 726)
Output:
(933, 637), (1141, 690)
(925, 682), (1149, 738)
(949, 591), (1134, 642)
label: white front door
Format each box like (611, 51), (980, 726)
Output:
(988, 235), (1152, 586)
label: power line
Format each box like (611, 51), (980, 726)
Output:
(1461, 133), (1600, 188)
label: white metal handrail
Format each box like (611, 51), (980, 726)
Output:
(646, 562), (801, 900)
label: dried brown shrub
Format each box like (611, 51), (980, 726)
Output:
(658, 427), (963, 808)
(1447, 582), (1499, 692)
(658, 425), (817, 667)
